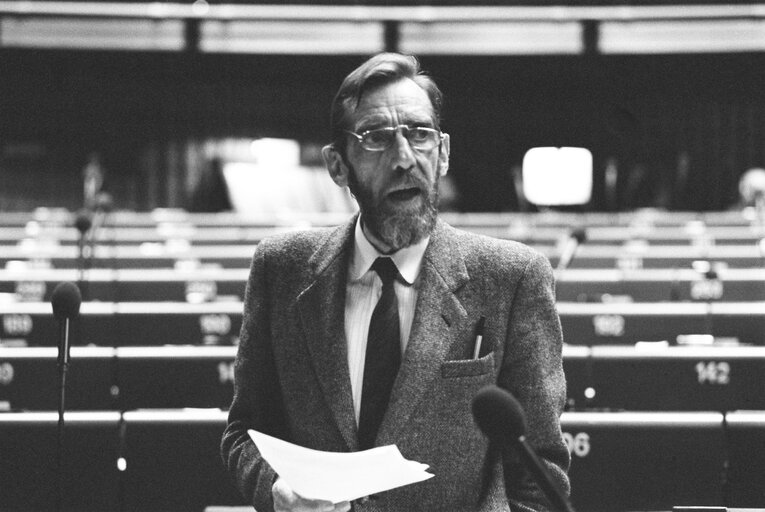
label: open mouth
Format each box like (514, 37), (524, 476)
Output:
(387, 187), (422, 202)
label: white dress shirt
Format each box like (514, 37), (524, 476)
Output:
(345, 217), (429, 424)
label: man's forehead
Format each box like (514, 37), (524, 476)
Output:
(352, 78), (435, 126)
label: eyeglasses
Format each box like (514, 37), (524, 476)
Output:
(345, 125), (444, 152)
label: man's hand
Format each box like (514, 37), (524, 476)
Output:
(272, 477), (351, 512)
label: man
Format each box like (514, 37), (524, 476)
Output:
(221, 52), (570, 512)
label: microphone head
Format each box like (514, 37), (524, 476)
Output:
(571, 228), (587, 244)
(51, 282), (82, 320)
(471, 385), (527, 443)
(74, 210), (92, 234)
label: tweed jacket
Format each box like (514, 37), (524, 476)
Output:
(221, 215), (570, 512)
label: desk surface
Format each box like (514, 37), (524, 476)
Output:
(3, 208), (761, 228)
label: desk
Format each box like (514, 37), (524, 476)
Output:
(6, 344), (764, 413)
(116, 346), (235, 410)
(0, 268), (249, 302)
(0, 410), (244, 512)
(5, 344), (764, 413)
(562, 411), (727, 512)
(2, 299), (762, 348)
(2, 267), (762, 304)
(1, 208), (758, 228)
(0, 301), (242, 347)
(120, 409), (244, 511)
(1, 242), (763, 270)
(0, 411), (121, 511)
(556, 268), (765, 302)
(558, 302), (765, 346)
(0, 346), (115, 411)
(566, 245), (765, 269)
(726, 411), (765, 507)
(0, 346), (236, 411)
(1, 409), (763, 511)
(1, 225), (296, 246)
(563, 345), (765, 411)
(0, 244), (257, 269)
(459, 224), (765, 247)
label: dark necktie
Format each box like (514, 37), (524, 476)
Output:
(358, 257), (402, 450)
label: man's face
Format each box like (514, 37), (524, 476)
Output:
(327, 78), (450, 252)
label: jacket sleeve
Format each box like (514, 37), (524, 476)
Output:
(499, 250), (571, 512)
(221, 242), (286, 512)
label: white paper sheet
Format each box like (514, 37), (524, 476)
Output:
(248, 429), (434, 503)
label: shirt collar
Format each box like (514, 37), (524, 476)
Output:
(350, 216), (429, 285)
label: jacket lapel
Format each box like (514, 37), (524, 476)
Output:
(296, 217), (359, 451)
(377, 220), (470, 445)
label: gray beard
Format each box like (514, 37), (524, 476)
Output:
(347, 168), (439, 252)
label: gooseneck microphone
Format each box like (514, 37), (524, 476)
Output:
(472, 386), (576, 512)
(52, 281), (82, 367)
(74, 210), (93, 301)
(74, 209), (93, 239)
(51, 281), (82, 512)
(556, 228), (587, 274)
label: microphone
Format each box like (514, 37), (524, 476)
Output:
(74, 209), (93, 237)
(52, 282), (82, 318)
(556, 228), (586, 274)
(472, 386), (576, 512)
(52, 281), (82, 368)
(51, 281), (82, 512)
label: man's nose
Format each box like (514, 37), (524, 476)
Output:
(390, 130), (416, 171)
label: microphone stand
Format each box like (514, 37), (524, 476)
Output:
(52, 282), (81, 512)
(515, 434), (577, 512)
(75, 211), (92, 302)
(56, 316), (72, 512)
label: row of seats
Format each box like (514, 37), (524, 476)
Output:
(4, 345), (765, 413)
(2, 409), (763, 511)
(564, 345), (765, 411)
(0, 301), (243, 347)
(1, 242), (763, 269)
(3, 220), (764, 246)
(1, 266), (764, 302)
(2, 207), (759, 228)
(1, 300), (763, 347)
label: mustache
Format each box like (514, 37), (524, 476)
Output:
(387, 172), (429, 193)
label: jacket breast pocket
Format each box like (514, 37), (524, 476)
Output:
(440, 352), (495, 378)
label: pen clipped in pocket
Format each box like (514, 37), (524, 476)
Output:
(471, 316), (492, 359)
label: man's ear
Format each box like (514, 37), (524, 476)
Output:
(437, 133), (450, 177)
(322, 144), (350, 187)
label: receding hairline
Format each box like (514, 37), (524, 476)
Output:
(329, 53), (443, 146)
(350, 76), (438, 122)
(340, 76), (438, 127)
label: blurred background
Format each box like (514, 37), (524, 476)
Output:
(2, 0), (764, 215)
